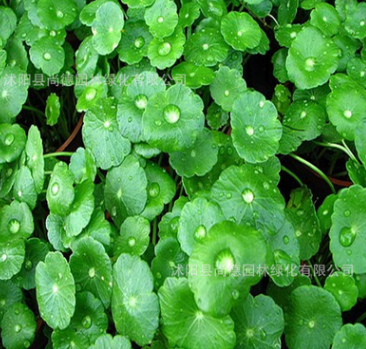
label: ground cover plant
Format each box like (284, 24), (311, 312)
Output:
(1, 0), (366, 348)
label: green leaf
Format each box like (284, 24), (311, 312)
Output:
(282, 100), (326, 142)
(46, 162), (75, 216)
(0, 7), (17, 45)
(221, 12), (262, 51)
(231, 90), (282, 163)
(346, 159), (366, 187)
(177, 197), (225, 256)
(53, 291), (108, 344)
(15, 238), (49, 290)
(112, 254), (159, 346)
(37, 0), (78, 30)
(113, 216), (150, 256)
(64, 181), (94, 237)
(333, 323), (366, 349)
(286, 26), (340, 89)
(144, 0), (178, 38)
(330, 185), (366, 274)
(82, 98), (131, 170)
(178, 2), (200, 28)
(159, 277), (236, 349)
(142, 84), (204, 152)
(272, 48), (289, 83)
(147, 26), (186, 70)
(347, 58), (366, 89)
(104, 155), (147, 227)
(30, 37), (65, 76)
(45, 93), (61, 126)
(0, 123), (26, 164)
(188, 221), (270, 316)
(89, 334), (132, 349)
(75, 36), (99, 77)
(151, 237), (188, 289)
(344, 3), (366, 40)
(0, 200), (34, 242)
(210, 66), (247, 112)
(172, 62), (215, 89)
(310, 3), (341, 36)
(13, 166), (38, 210)
(70, 237), (112, 308)
(35, 251), (76, 330)
(284, 285), (342, 349)
(324, 272), (358, 311)
(197, 0), (227, 19)
(185, 28), (229, 67)
(51, 328), (89, 349)
(326, 81), (366, 141)
(169, 128), (218, 178)
(317, 194), (337, 234)
(69, 147), (97, 184)
(278, 0), (299, 25)
(117, 71), (166, 143)
(91, 2), (124, 55)
(257, 210), (300, 287)
(0, 161), (19, 199)
(25, 126), (44, 194)
(286, 187), (321, 260)
(275, 24), (303, 49)
(1, 302), (36, 349)
(117, 21), (152, 65)
(0, 280), (23, 322)
(0, 239), (25, 280)
(206, 103), (229, 130)
(333, 34), (361, 72)
(231, 294), (284, 349)
(141, 162), (176, 221)
(121, 0), (154, 8)
(266, 274), (311, 308)
(211, 164), (285, 226)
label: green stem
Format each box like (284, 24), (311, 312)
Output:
(43, 152), (73, 159)
(2, 0), (7, 6)
(23, 105), (46, 118)
(152, 218), (158, 245)
(289, 153), (336, 194)
(267, 14), (279, 26)
(307, 260), (322, 287)
(314, 141), (360, 165)
(356, 311), (366, 323)
(342, 140), (361, 165)
(97, 169), (106, 183)
(239, 3), (245, 12)
(281, 166), (304, 187)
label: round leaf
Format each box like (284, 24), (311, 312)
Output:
(231, 90), (282, 163)
(35, 251), (76, 330)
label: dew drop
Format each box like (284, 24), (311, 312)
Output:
(81, 315), (92, 329)
(135, 94), (148, 110)
(163, 104), (180, 124)
(128, 237), (136, 247)
(339, 227), (356, 247)
(194, 225), (207, 241)
(14, 324), (21, 333)
(148, 182), (160, 198)
(245, 126), (254, 136)
(215, 249), (235, 274)
(343, 110), (352, 119)
(89, 268), (95, 278)
(242, 188), (254, 203)
(283, 235), (289, 245)
(56, 10), (64, 18)
(158, 42), (171, 56)
(43, 52), (51, 61)
(344, 210), (351, 217)
(232, 290), (240, 300)
(4, 134), (15, 146)
(51, 183), (59, 195)
(25, 260), (33, 271)
(8, 219), (20, 234)
(85, 87), (97, 101)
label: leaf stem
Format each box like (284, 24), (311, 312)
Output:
(289, 153), (336, 194)
(307, 260), (322, 287)
(356, 311), (366, 323)
(267, 14), (279, 27)
(23, 105), (46, 118)
(43, 151), (74, 159)
(314, 141), (360, 165)
(281, 165), (304, 187)
(152, 218), (158, 245)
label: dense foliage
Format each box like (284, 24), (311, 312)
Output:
(1, 0), (366, 348)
